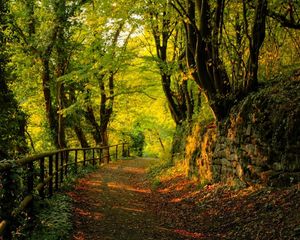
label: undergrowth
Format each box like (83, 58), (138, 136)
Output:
(16, 164), (98, 240)
(29, 194), (72, 240)
(148, 156), (187, 190)
(148, 159), (174, 190)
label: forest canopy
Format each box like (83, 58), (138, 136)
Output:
(0, 0), (299, 159)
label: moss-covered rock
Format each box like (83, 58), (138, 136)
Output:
(184, 73), (300, 186)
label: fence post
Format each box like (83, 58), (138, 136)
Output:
(107, 147), (110, 163)
(92, 149), (95, 166)
(55, 153), (59, 190)
(65, 150), (69, 176)
(39, 157), (45, 199)
(122, 143), (125, 157)
(116, 145), (118, 160)
(26, 161), (35, 234)
(83, 149), (86, 166)
(49, 155), (53, 197)
(74, 150), (78, 174)
(27, 161), (34, 197)
(60, 152), (64, 183)
(1, 168), (16, 239)
(99, 148), (103, 164)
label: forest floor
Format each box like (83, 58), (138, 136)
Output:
(69, 158), (300, 240)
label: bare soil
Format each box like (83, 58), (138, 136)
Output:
(69, 158), (300, 240)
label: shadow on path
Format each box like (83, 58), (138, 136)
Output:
(70, 159), (198, 240)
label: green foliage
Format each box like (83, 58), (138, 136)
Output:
(0, 89), (28, 159)
(3, 0), (299, 164)
(60, 164), (99, 191)
(0, 0), (28, 159)
(147, 159), (174, 181)
(150, 178), (162, 191)
(130, 130), (145, 157)
(13, 164), (98, 240)
(29, 194), (73, 240)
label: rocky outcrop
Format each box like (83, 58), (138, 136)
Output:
(186, 75), (300, 186)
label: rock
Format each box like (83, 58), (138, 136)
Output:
(185, 78), (300, 186)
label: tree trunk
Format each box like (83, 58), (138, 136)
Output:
(99, 74), (114, 147)
(68, 86), (90, 148)
(245, 0), (268, 92)
(54, 0), (67, 149)
(74, 124), (90, 148)
(180, 0), (233, 120)
(56, 81), (67, 149)
(84, 105), (102, 145)
(150, 4), (191, 125)
(41, 57), (59, 148)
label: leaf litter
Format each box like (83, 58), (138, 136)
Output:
(69, 159), (300, 240)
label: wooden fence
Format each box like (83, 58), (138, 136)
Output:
(0, 143), (130, 239)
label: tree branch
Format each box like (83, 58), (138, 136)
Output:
(267, 9), (300, 29)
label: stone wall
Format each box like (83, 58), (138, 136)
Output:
(186, 76), (300, 186)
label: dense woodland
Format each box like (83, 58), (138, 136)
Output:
(0, 0), (300, 239)
(0, 0), (299, 160)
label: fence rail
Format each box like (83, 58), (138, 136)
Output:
(0, 143), (130, 239)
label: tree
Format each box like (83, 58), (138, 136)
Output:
(170, 0), (299, 120)
(168, 0), (267, 119)
(145, 0), (199, 125)
(10, 0), (91, 149)
(0, 0), (27, 160)
(66, 0), (136, 146)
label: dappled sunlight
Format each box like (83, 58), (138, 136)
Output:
(77, 179), (103, 187)
(70, 158), (300, 240)
(174, 229), (207, 239)
(75, 207), (104, 220)
(112, 206), (145, 213)
(108, 164), (121, 170)
(185, 124), (201, 158)
(88, 188), (103, 194)
(122, 166), (146, 174)
(75, 207), (91, 217)
(155, 226), (208, 239)
(198, 129), (215, 182)
(158, 177), (194, 194)
(169, 197), (182, 203)
(155, 161), (188, 183)
(73, 231), (85, 240)
(107, 181), (151, 194)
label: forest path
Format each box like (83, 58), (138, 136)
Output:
(70, 158), (197, 240)
(69, 158), (300, 240)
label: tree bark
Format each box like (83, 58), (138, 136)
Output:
(245, 0), (268, 92)
(54, 0), (68, 149)
(74, 124), (90, 148)
(99, 74), (114, 146)
(41, 57), (59, 148)
(150, 3), (191, 125)
(182, 0), (235, 119)
(84, 104), (102, 145)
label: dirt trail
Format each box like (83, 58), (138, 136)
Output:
(70, 158), (300, 240)
(71, 158), (187, 240)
